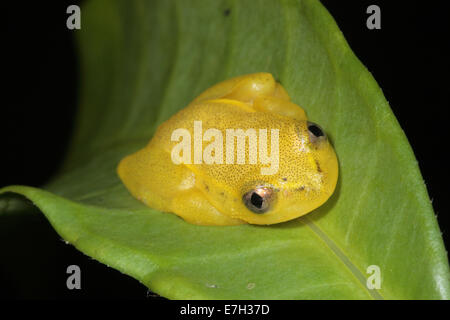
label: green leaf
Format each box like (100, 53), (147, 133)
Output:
(1, 0), (449, 299)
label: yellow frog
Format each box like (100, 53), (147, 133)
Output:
(117, 73), (338, 226)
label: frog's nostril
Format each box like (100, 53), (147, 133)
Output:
(243, 186), (275, 214)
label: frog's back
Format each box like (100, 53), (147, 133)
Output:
(151, 99), (304, 190)
(153, 99), (292, 151)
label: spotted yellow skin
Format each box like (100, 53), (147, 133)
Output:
(117, 73), (338, 226)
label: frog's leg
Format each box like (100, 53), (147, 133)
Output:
(252, 96), (307, 121)
(118, 145), (244, 226)
(192, 72), (278, 104)
(193, 72), (307, 120)
(170, 190), (245, 226)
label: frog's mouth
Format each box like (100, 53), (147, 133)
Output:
(234, 173), (338, 225)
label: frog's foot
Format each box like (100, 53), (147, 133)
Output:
(253, 96), (307, 120)
(170, 190), (245, 226)
(192, 73), (281, 104)
(192, 73), (306, 120)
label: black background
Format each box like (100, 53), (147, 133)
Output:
(1, 1), (449, 299)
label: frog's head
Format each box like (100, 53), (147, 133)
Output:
(233, 120), (338, 225)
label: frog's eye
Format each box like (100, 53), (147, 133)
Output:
(307, 121), (327, 144)
(243, 187), (275, 214)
